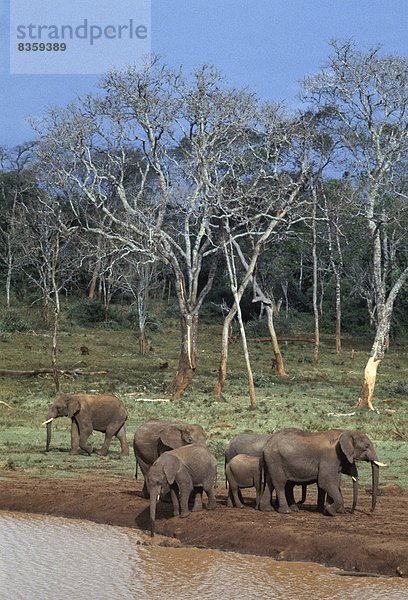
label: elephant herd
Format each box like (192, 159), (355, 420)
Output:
(43, 393), (386, 537)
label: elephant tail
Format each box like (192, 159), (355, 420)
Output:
(261, 453), (267, 494)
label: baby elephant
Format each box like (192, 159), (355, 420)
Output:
(147, 444), (217, 536)
(226, 454), (262, 509)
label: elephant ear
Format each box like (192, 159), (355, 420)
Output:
(339, 431), (355, 464)
(66, 396), (81, 418)
(180, 429), (194, 444)
(162, 454), (181, 485)
(159, 426), (183, 450)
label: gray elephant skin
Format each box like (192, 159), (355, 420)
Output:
(226, 454), (262, 509)
(133, 419), (207, 498)
(224, 432), (310, 505)
(147, 444), (217, 536)
(43, 394), (129, 456)
(260, 428), (383, 515)
(284, 428), (359, 514)
(224, 432), (272, 463)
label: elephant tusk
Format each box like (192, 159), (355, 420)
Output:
(352, 476), (358, 482)
(42, 418), (54, 425)
(373, 461), (387, 467)
(156, 494), (160, 502)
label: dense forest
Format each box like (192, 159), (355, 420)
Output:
(1, 41), (407, 408)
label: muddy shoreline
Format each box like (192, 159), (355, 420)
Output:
(0, 472), (406, 578)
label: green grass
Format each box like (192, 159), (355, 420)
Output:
(0, 302), (407, 489)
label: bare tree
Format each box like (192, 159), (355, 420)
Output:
(304, 41), (408, 409)
(17, 193), (78, 390)
(119, 255), (159, 354)
(214, 106), (314, 399)
(0, 144), (35, 308)
(34, 59), (258, 398)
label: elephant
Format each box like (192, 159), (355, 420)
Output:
(283, 429), (360, 514)
(224, 431), (308, 505)
(133, 419), (207, 498)
(224, 432), (272, 464)
(284, 460), (359, 514)
(43, 394), (129, 456)
(146, 444), (217, 536)
(225, 454), (262, 509)
(260, 428), (385, 515)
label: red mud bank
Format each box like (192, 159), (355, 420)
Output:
(0, 473), (407, 578)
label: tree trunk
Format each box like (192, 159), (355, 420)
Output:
(357, 309), (390, 410)
(312, 193), (319, 365)
(6, 239), (12, 310)
(235, 297), (256, 409)
(88, 259), (101, 300)
(334, 271), (342, 354)
(214, 306), (237, 399)
(51, 307), (60, 392)
(357, 355), (381, 411)
(357, 267), (408, 410)
(265, 305), (287, 377)
(166, 314), (198, 399)
(138, 329), (147, 355)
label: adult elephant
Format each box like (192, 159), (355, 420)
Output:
(224, 431), (308, 504)
(284, 428), (359, 514)
(133, 419), (207, 498)
(43, 394), (129, 456)
(225, 432), (272, 464)
(147, 443), (217, 536)
(260, 428), (385, 515)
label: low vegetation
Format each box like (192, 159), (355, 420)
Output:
(0, 300), (406, 492)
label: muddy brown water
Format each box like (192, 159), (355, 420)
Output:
(1, 511), (407, 600)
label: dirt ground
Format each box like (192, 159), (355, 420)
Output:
(0, 472), (407, 578)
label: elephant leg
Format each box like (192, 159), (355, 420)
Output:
(317, 486), (326, 513)
(115, 425), (129, 456)
(299, 484), (307, 505)
(98, 432), (114, 456)
(285, 482), (299, 512)
(275, 484), (292, 514)
(70, 421), (80, 455)
(255, 483), (261, 510)
(319, 475), (344, 515)
(78, 426), (93, 456)
(170, 486), (180, 516)
(259, 476), (274, 512)
(99, 422), (124, 456)
(226, 488), (234, 508)
(191, 489), (203, 512)
(229, 480), (244, 509)
(179, 482), (193, 518)
(203, 485), (217, 511)
(136, 458), (150, 498)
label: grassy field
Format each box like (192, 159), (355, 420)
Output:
(0, 301), (407, 490)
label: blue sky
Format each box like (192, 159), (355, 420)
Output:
(1, 0), (407, 147)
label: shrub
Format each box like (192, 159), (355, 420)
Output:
(67, 300), (105, 326)
(0, 310), (30, 332)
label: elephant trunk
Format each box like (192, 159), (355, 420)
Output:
(43, 416), (55, 452)
(351, 476), (358, 514)
(371, 461), (379, 512)
(150, 489), (159, 537)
